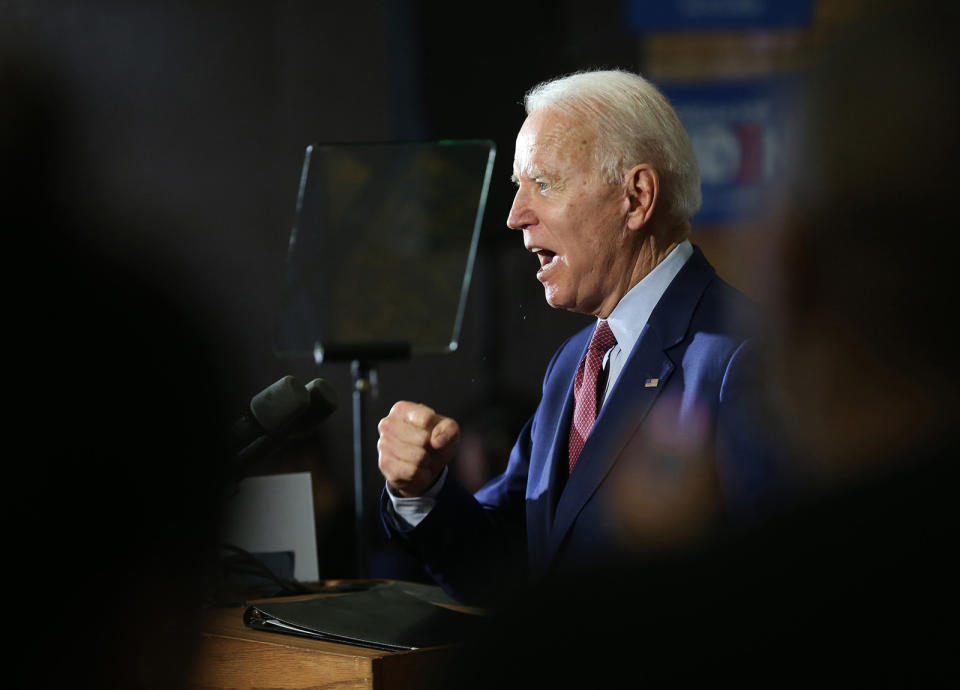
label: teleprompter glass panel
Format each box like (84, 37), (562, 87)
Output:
(274, 140), (496, 362)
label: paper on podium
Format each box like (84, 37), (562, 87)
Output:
(243, 582), (483, 651)
(221, 472), (319, 583)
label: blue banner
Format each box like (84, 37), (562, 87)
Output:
(625, 0), (814, 31)
(659, 77), (802, 224)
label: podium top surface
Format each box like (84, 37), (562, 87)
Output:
(190, 584), (474, 690)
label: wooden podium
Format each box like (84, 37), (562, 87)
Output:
(187, 587), (465, 690)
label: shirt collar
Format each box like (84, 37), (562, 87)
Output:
(601, 240), (694, 356)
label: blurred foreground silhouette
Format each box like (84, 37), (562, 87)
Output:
(4, 48), (236, 688)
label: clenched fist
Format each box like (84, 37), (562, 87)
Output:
(377, 401), (460, 497)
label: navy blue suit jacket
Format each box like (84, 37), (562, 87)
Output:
(380, 246), (784, 604)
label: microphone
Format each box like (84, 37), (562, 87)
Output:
(288, 377), (339, 438)
(228, 375), (310, 456)
(231, 376), (339, 474)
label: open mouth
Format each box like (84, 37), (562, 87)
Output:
(531, 248), (558, 271)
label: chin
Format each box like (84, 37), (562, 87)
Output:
(544, 294), (587, 314)
(542, 286), (570, 311)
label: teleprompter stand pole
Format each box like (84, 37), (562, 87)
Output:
(317, 342), (411, 579)
(350, 359), (371, 579)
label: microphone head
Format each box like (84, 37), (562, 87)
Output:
(305, 378), (338, 419)
(278, 378), (339, 439)
(248, 375), (310, 434)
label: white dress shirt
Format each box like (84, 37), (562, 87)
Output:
(599, 239), (693, 406)
(387, 240), (694, 528)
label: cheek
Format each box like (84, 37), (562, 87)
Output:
(549, 206), (592, 249)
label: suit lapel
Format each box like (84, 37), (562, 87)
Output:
(523, 327), (589, 573)
(543, 353), (581, 517)
(547, 246), (717, 559)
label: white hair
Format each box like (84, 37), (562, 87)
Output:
(524, 69), (702, 220)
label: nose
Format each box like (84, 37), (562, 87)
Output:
(506, 186), (534, 230)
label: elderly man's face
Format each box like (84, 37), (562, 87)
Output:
(507, 108), (631, 317)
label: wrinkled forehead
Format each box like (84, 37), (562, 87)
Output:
(513, 108), (595, 177)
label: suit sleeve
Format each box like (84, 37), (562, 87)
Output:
(377, 418), (532, 605)
(377, 341), (573, 605)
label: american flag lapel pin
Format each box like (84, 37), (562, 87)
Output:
(644, 377), (659, 388)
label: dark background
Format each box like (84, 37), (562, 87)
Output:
(1, 0), (858, 580)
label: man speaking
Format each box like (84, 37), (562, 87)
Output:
(377, 70), (783, 605)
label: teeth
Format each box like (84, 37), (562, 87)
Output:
(531, 247), (543, 253)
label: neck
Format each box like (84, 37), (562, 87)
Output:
(595, 217), (690, 318)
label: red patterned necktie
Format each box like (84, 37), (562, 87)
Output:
(568, 320), (617, 473)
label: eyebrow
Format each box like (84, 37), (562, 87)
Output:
(511, 165), (549, 185)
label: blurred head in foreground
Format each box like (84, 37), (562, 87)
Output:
(3, 46), (234, 689)
(770, 1), (960, 483)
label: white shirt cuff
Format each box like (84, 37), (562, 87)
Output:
(385, 466), (448, 529)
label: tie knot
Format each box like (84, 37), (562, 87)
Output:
(589, 320), (617, 353)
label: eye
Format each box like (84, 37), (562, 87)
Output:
(537, 180), (549, 193)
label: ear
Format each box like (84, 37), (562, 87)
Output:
(624, 164), (659, 231)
